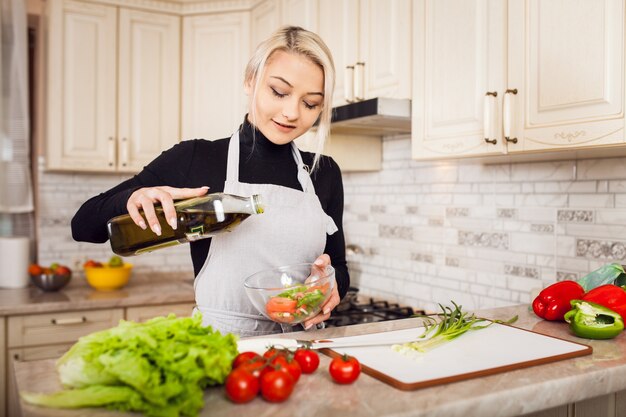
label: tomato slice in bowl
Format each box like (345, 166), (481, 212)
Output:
(266, 296), (297, 313)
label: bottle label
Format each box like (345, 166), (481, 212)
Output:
(186, 225), (205, 241)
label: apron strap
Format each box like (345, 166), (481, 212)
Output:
(226, 132), (240, 183)
(226, 130), (316, 194)
(291, 142), (315, 194)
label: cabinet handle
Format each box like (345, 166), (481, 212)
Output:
(503, 89), (518, 144)
(344, 65), (355, 103)
(108, 137), (116, 168)
(354, 62), (365, 101)
(51, 316), (87, 325)
(120, 137), (129, 168)
(484, 92), (497, 144)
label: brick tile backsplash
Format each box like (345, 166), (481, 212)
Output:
(35, 142), (626, 310)
(343, 136), (626, 310)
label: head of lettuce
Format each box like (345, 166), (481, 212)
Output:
(21, 313), (238, 417)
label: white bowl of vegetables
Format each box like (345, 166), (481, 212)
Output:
(243, 263), (335, 325)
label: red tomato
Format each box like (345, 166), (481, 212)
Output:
(55, 265), (71, 276)
(232, 351), (261, 369)
(293, 348), (320, 374)
(329, 355), (361, 384)
(238, 358), (266, 380)
(260, 370), (295, 402)
(266, 297), (297, 313)
(267, 311), (295, 323)
(270, 355), (302, 383)
(262, 347), (288, 360)
(83, 260), (103, 268)
(224, 368), (259, 404)
(28, 264), (43, 275)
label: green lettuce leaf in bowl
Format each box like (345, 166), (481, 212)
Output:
(21, 313), (238, 417)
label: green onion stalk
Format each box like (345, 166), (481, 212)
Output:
(392, 301), (518, 355)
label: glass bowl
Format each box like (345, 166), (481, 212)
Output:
(30, 272), (72, 292)
(243, 263), (335, 325)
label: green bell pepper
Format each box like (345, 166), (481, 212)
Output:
(564, 300), (624, 339)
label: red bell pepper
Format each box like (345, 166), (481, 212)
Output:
(532, 280), (585, 321)
(581, 284), (626, 322)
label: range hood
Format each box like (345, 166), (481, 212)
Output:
(329, 97), (411, 136)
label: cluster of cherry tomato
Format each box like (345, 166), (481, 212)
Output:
(28, 262), (71, 276)
(225, 346), (361, 404)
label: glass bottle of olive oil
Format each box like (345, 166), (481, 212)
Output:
(107, 193), (264, 256)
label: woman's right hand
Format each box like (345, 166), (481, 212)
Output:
(127, 186), (209, 235)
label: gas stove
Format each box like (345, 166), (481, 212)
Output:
(326, 287), (424, 327)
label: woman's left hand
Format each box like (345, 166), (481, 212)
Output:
(303, 254), (340, 330)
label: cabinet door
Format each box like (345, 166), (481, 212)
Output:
(251, 0), (281, 52)
(412, 0), (507, 160)
(281, 0), (319, 30)
(507, 0), (625, 152)
(0, 319), (4, 417)
(182, 12), (251, 141)
(317, 0), (359, 107)
(46, 0), (117, 171)
(7, 345), (73, 417)
(359, 0), (412, 100)
(118, 9), (181, 172)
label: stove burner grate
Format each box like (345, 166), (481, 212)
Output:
(327, 288), (424, 327)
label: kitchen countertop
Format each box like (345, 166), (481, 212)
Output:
(12, 304), (626, 417)
(0, 276), (195, 316)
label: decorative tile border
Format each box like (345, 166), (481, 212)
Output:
(445, 257), (460, 267)
(576, 239), (626, 260)
(557, 271), (579, 281)
(380, 225), (413, 240)
(371, 205), (386, 214)
(497, 208), (518, 219)
(428, 218), (444, 226)
(557, 210), (594, 223)
(446, 207), (469, 217)
(530, 224), (555, 233)
(411, 253), (434, 263)
(458, 231), (509, 250)
(504, 264), (539, 279)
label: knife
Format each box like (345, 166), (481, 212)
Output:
(237, 330), (426, 354)
(297, 332), (424, 350)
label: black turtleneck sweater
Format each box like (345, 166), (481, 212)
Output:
(71, 118), (349, 299)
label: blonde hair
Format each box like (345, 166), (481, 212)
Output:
(244, 26), (335, 171)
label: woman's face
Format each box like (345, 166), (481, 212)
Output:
(246, 50), (324, 145)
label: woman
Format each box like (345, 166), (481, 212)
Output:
(71, 26), (349, 336)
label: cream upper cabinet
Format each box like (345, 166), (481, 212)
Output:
(47, 1), (117, 171)
(181, 12), (250, 141)
(412, 0), (626, 161)
(280, 0), (319, 30)
(251, 0), (280, 51)
(117, 9), (181, 172)
(46, 1), (180, 172)
(506, 0), (625, 153)
(412, 0), (507, 159)
(316, 0), (411, 107)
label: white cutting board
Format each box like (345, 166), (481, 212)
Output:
(321, 323), (591, 390)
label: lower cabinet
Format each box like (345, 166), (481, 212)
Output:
(2, 302), (195, 417)
(521, 391), (626, 417)
(126, 303), (194, 322)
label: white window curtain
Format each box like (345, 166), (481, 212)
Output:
(0, 0), (34, 237)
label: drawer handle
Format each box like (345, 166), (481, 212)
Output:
(51, 316), (87, 325)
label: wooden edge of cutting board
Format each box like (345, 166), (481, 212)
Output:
(319, 325), (593, 391)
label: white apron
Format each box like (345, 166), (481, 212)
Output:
(194, 132), (338, 337)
